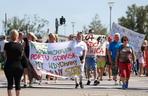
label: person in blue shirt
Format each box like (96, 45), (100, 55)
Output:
(109, 33), (121, 85)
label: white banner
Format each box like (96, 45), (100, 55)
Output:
(29, 41), (81, 78)
(84, 34), (107, 56)
(111, 23), (145, 52)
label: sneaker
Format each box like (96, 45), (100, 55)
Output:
(140, 74), (145, 77)
(103, 72), (107, 76)
(125, 82), (128, 89)
(135, 72), (138, 76)
(75, 83), (79, 89)
(122, 83), (126, 89)
(23, 84), (27, 88)
(86, 80), (91, 85)
(79, 82), (84, 89)
(94, 80), (100, 86)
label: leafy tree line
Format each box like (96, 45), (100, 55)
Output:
(3, 14), (107, 36)
(4, 4), (148, 39)
(118, 4), (148, 40)
(3, 15), (49, 37)
(82, 14), (107, 35)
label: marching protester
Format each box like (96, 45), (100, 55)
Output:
(106, 35), (113, 81)
(45, 33), (58, 43)
(74, 32), (87, 88)
(85, 29), (100, 86)
(96, 36), (106, 81)
(4, 29), (27, 96)
(116, 36), (135, 89)
(45, 33), (58, 82)
(108, 33), (121, 85)
(23, 32), (41, 87)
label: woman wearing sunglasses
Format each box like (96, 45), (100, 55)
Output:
(116, 36), (135, 89)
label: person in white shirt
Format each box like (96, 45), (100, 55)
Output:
(74, 32), (87, 89)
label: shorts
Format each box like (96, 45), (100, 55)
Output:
(97, 56), (106, 68)
(85, 56), (96, 71)
(138, 57), (145, 64)
(119, 63), (132, 78)
(97, 61), (106, 68)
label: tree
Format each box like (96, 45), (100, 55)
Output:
(118, 4), (148, 40)
(3, 15), (49, 36)
(82, 26), (88, 34)
(82, 14), (107, 35)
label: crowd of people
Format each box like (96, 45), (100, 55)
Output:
(0, 29), (148, 96)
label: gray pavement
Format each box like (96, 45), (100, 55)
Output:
(0, 70), (148, 96)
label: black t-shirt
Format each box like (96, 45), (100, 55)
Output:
(4, 42), (23, 68)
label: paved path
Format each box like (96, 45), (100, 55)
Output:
(0, 70), (148, 96)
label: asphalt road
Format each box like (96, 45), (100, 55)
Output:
(0, 70), (148, 96)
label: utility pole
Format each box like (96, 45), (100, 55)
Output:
(108, 1), (114, 33)
(55, 18), (59, 34)
(55, 16), (66, 35)
(71, 22), (75, 35)
(4, 13), (7, 35)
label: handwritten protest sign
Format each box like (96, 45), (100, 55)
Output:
(29, 41), (81, 78)
(84, 34), (107, 56)
(111, 23), (145, 52)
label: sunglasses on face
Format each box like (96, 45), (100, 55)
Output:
(123, 39), (128, 41)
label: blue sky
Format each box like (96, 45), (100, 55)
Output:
(0, 0), (147, 36)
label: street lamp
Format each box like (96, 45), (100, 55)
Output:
(4, 13), (7, 35)
(108, 1), (114, 33)
(71, 22), (75, 35)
